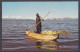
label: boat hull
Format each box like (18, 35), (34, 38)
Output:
(26, 31), (58, 41)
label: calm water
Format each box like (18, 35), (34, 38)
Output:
(2, 19), (79, 51)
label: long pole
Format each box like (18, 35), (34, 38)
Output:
(30, 11), (50, 32)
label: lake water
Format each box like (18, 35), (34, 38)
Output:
(2, 19), (79, 51)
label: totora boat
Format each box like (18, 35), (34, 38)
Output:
(26, 30), (59, 41)
(25, 11), (71, 41)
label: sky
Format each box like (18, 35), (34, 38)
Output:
(2, 1), (78, 19)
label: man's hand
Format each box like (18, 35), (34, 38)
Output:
(40, 17), (44, 21)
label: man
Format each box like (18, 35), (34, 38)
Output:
(36, 13), (42, 33)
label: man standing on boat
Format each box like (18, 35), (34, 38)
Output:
(36, 13), (42, 33)
(36, 13), (42, 49)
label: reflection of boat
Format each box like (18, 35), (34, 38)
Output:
(36, 41), (59, 50)
(26, 34), (59, 50)
(26, 31), (58, 41)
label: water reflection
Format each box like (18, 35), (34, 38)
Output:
(36, 40), (59, 50)
(27, 36), (59, 50)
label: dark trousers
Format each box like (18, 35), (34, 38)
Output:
(36, 24), (41, 33)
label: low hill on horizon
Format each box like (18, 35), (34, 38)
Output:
(46, 18), (78, 20)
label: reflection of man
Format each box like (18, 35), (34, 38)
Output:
(36, 13), (42, 33)
(36, 42), (42, 49)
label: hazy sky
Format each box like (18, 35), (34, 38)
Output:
(2, 1), (78, 19)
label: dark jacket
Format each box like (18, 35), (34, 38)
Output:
(36, 13), (41, 33)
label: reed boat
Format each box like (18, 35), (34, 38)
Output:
(25, 11), (71, 42)
(26, 30), (58, 41)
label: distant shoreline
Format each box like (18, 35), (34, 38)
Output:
(46, 18), (78, 20)
(2, 18), (35, 20)
(2, 18), (78, 20)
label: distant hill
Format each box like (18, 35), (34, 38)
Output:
(2, 18), (35, 21)
(46, 18), (78, 20)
